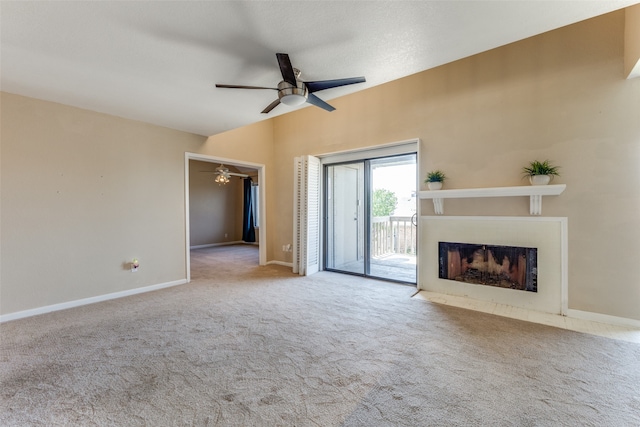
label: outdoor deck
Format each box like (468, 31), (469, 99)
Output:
(371, 253), (416, 283)
(330, 215), (417, 284)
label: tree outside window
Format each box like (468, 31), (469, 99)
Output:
(372, 188), (397, 217)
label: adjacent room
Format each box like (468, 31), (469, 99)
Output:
(1, 2), (639, 425)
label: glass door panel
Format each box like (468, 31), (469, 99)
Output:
(369, 154), (417, 283)
(325, 162), (365, 274)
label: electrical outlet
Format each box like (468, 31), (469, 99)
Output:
(225, 233), (228, 238)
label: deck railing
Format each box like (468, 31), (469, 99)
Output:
(371, 215), (416, 258)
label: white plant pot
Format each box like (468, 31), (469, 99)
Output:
(529, 175), (551, 185)
(428, 181), (443, 190)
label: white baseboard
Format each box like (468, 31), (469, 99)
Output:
(0, 279), (187, 323)
(190, 241), (243, 250)
(566, 309), (640, 328)
(267, 260), (293, 268)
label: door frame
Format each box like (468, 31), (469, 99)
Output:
(184, 152), (267, 282)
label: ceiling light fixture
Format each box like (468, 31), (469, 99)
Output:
(214, 173), (230, 185)
(280, 94), (307, 106)
(215, 164), (231, 185)
(278, 79), (308, 107)
(208, 164), (251, 185)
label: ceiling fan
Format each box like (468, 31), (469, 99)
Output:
(216, 53), (366, 114)
(200, 164), (249, 185)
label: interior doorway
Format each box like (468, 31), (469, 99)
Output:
(184, 153), (267, 282)
(324, 153), (417, 284)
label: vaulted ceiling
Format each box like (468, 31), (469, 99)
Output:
(2, 1), (637, 136)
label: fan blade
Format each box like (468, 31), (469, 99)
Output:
(305, 77), (366, 93)
(216, 84), (277, 90)
(261, 99), (281, 114)
(276, 53), (297, 87)
(306, 94), (335, 112)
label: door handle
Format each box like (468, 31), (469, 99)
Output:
(411, 213), (418, 227)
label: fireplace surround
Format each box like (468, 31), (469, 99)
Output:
(419, 216), (567, 315)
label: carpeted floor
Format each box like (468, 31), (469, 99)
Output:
(1, 245), (639, 426)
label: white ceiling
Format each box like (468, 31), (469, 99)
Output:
(2, 1), (637, 137)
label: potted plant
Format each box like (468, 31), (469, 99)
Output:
(425, 170), (446, 190)
(522, 160), (560, 185)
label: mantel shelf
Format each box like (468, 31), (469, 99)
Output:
(417, 184), (566, 215)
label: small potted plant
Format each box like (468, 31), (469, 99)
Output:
(425, 170), (446, 190)
(522, 160), (560, 185)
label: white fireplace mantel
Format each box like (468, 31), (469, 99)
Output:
(417, 184), (566, 215)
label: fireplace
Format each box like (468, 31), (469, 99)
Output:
(438, 242), (537, 292)
(419, 216), (567, 315)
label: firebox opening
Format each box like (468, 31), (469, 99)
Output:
(438, 242), (537, 292)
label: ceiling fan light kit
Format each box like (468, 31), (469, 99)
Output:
(208, 164), (250, 185)
(216, 53), (365, 114)
(280, 94), (306, 106)
(214, 174), (230, 185)
(214, 164), (231, 185)
(279, 80), (308, 106)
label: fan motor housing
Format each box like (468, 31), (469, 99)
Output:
(278, 80), (308, 106)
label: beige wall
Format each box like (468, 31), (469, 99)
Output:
(0, 93), (206, 314)
(625, 4), (640, 78)
(264, 10), (639, 320)
(188, 160), (243, 246)
(2, 9), (639, 321)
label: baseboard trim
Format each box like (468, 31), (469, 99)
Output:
(566, 309), (640, 328)
(190, 241), (243, 250)
(267, 260), (293, 268)
(0, 279), (187, 323)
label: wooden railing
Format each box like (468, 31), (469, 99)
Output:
(371, 215), (416, 258)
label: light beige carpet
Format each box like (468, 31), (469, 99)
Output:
(1, 245), (639, 426)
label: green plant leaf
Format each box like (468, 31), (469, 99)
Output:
(425, 170), (446, 182)
(522, 160), (560, 177)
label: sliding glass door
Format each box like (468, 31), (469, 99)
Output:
(324, 153), (416, 284)
(325, 162), (365, 274)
